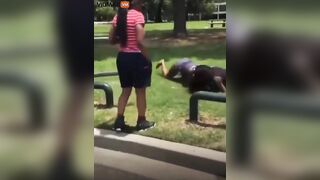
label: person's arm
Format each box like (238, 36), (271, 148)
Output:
(135, 11), (149, 61)
(214, 76), (226, 93)
(109, 26), (118, 45)
(136, 24), (149, 60)
(109, 15), (118, 45)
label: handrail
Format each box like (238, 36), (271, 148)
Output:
(0, 74), (45, 128)
(189, 91), (226, 121)
(94, 72), (118, 78)
(94, 83), (114, 108)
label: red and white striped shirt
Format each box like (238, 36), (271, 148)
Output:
(112, 9), (145, 53)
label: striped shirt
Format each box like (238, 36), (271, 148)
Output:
(112, 9), (145, 53)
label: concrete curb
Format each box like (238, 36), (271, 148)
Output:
(94, 128), (226, 177)
(95, 147), (223, 180)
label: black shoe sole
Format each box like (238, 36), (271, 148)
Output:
(137, 123), (156, 132)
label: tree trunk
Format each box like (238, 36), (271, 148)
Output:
(173, 0), (187, 38)
(112, 0), (117, 10)
(155, 0), (164, 23)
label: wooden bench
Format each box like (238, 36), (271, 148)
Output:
(208, 20), (226, 28)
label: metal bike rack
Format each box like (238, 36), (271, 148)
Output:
(0, 74), (45, 128)
(94, 72), (118, 78)
(94, 72), (118, 108)
(189, 91), (226, 121)
(94, 83), (114, 108)
(232, 92), (320, 164)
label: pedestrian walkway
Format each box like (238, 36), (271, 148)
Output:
(95, 147), (225, 180)
(94, 128), (226, 179)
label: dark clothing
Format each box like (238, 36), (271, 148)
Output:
(211, 67), (227, 87)
(58, 0), (93, 83)
(116, 52), (152, 88)
(189, 65), (226, 93)
(167, 58), (196, 86)
(168, 58), (226, 91)
(175, 58), (197, 76)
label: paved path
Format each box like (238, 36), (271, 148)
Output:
(95, 147), (225, 180)
(94, 128), (226, 179)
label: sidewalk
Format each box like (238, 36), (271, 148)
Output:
(95, 147), (224, 180)
(94, 128), (226, 178)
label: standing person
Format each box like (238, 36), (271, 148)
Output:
(109, 0), (155, 132)
(49, 0), (93, 179)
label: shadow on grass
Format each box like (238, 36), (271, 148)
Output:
(154, 74), (189, 88)
(94, 102), (135, 109)
(96, 122), (137, 134)
(185, 120), (226, 130)
(145, 29), (225, 38)
(94, 29), (226, 61)
(94, 104), (116, 109)
(94, 41), (226, 62)
(94, 29), (225, 38)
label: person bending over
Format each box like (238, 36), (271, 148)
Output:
(156, 58), (226, 93)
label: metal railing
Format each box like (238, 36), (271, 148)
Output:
(189, 91), (226, 121)
(0, 74), (45, 128)
(94, 72), (118, 108)
(232, 91), (320, 164)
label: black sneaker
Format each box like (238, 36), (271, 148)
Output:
(136, 120), (155, 131)
(114, 116), (126, 132)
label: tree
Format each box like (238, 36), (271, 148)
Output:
(144, 0), (157, 21)
(201, 0), (215, 18)
(186, 0), (215, 20)
(144, 0), (173, 22)
(173, 0), (187, 38)
(162, 0), (173, 21)
(155, 0), (164, 22)
(96, 6), (116, 21)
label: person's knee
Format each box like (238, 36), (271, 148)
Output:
(121, 88), (132, 97)
(135, 88), (146, 95)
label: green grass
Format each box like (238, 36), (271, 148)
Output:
(94, 20), (226, 37)
(94, 21), (226, 151)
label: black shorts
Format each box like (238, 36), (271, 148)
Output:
(116, 52), (152, 88)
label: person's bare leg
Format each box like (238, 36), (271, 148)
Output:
(117, 88), (132, 116)
(51, 83), (89, 179)
(135, 88), (146, 118)
(214, 76), (227, 93)
(135, 88), (155, 130)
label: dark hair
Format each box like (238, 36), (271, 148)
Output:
(189, 65), (219, 93)
(116, 0), (142, 47)
(116, 2), (128, 47)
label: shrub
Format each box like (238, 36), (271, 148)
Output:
(96, 7), (116, 21)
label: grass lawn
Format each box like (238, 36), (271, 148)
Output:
(94, 21), (226, 151)
(94, 20), (226, 37)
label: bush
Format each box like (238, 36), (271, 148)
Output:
(96, 7), (116, 21)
